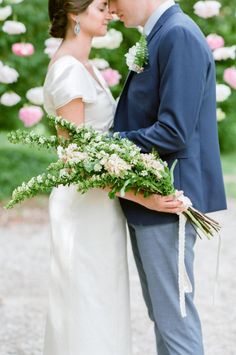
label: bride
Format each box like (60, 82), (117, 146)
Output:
(43, 0), (184, 354)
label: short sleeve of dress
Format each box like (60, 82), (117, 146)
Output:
(47, 56), (97, 109)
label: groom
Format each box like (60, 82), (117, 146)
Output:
(109, 0), (227, 354)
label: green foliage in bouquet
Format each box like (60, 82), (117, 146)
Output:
(5, 116), (221, 239)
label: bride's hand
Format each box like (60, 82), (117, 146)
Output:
(134, 191), (186, 214)
(103, 187), (187, 214)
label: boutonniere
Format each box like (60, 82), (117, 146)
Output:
(125, 34), (149, 74)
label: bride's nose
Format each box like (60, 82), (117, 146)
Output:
(106, 10), (113, 21)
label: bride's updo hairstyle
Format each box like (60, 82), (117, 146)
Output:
(48, 0), (94, 38)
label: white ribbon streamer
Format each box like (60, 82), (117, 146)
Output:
(177, 194), (193, 318)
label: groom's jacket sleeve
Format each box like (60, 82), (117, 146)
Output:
(119, 26), (210, 154)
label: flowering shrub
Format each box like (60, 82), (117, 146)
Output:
(0, 0), (235, 152)
(180, 0), (236, 152)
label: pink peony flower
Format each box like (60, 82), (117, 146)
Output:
(19, 106), (44, 127)
(206, 34), (224, 50)
(101, 68), (121, 87)
(12, 42), (35, 57)
(223, 67), (236, 90)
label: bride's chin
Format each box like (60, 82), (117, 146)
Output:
(94, 29), (108, 37)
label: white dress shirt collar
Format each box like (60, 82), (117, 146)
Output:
(144, 0), (175, 36)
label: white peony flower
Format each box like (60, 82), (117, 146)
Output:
(213, 46), (236, 61)
(2, 20), (26, 34)
(92, 29), (123, 49)
(0, 5), (12, 21)
(0, 91), (21, 106)
(44, 37), (62, 58)
(216, 84), (231, 102)
(0, 61), (19, 83)
(26, 87), (44, 105)
(216, 108), (226, 121)
(90, 58), (109, 70)
(193, 1), (221, 18)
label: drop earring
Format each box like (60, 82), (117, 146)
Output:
(74, 18), (80, 35)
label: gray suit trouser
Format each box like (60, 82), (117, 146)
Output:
(128, 220), (204, 355)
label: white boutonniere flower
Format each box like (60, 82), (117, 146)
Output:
(125, 34), (149, 74)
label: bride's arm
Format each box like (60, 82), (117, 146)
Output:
(104, 187), (185, 214)
(118, 190), (185, 214)
(56, 98), (85, 137)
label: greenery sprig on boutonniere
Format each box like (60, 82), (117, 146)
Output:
(125, 34), (149, 74)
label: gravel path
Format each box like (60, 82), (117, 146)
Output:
(0, 197), (235, 355)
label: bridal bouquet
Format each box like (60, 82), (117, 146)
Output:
(5, 115), (220, 239)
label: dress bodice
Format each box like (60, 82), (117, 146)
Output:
(43, 55), (116, 133)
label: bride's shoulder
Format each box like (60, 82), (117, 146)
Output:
(47, 55), (83, 74)
(44, 55), (93, 90)
(44, 55), (97, 107)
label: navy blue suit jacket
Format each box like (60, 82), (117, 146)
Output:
(113, 4), (227, 225)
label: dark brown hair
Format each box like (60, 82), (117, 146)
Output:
(48, 0), (93, 38)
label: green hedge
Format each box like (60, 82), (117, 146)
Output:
(0, 133), (56, 200)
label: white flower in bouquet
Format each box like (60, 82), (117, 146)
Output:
(90, 58), (109, 70)
(58, 144), (88, 164)
(0, 61), (19, 84)
(193, 1), (221, 18)
(0, 92), (21, 106)
(0, 5), (12, 21)
(44, 38), (62, 58)
(216, 108), (226, 121)
(2, 20), (26, 34)
(213, 46), (236, 61)
(104, 154), (132, 177)
(26, 87), (44, 106)
(92, 29), (123, 49)
(140, 153), (165, 179)
(216, 84), (231, 102)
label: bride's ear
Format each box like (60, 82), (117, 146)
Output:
(68, 13), (79, 23)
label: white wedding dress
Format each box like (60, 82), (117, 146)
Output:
(43, 55), (132, 355)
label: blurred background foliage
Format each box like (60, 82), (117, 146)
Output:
(0, 0), (235, 200)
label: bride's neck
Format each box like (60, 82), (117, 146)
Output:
(62, 31), (92, 66)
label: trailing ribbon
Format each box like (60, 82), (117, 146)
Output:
(177, 194), (193, 318)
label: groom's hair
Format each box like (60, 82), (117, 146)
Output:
(48, 0), (93, 38)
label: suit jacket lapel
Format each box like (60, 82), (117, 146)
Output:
(147, 4), (182, 44)
(116, 4), (183, 115)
